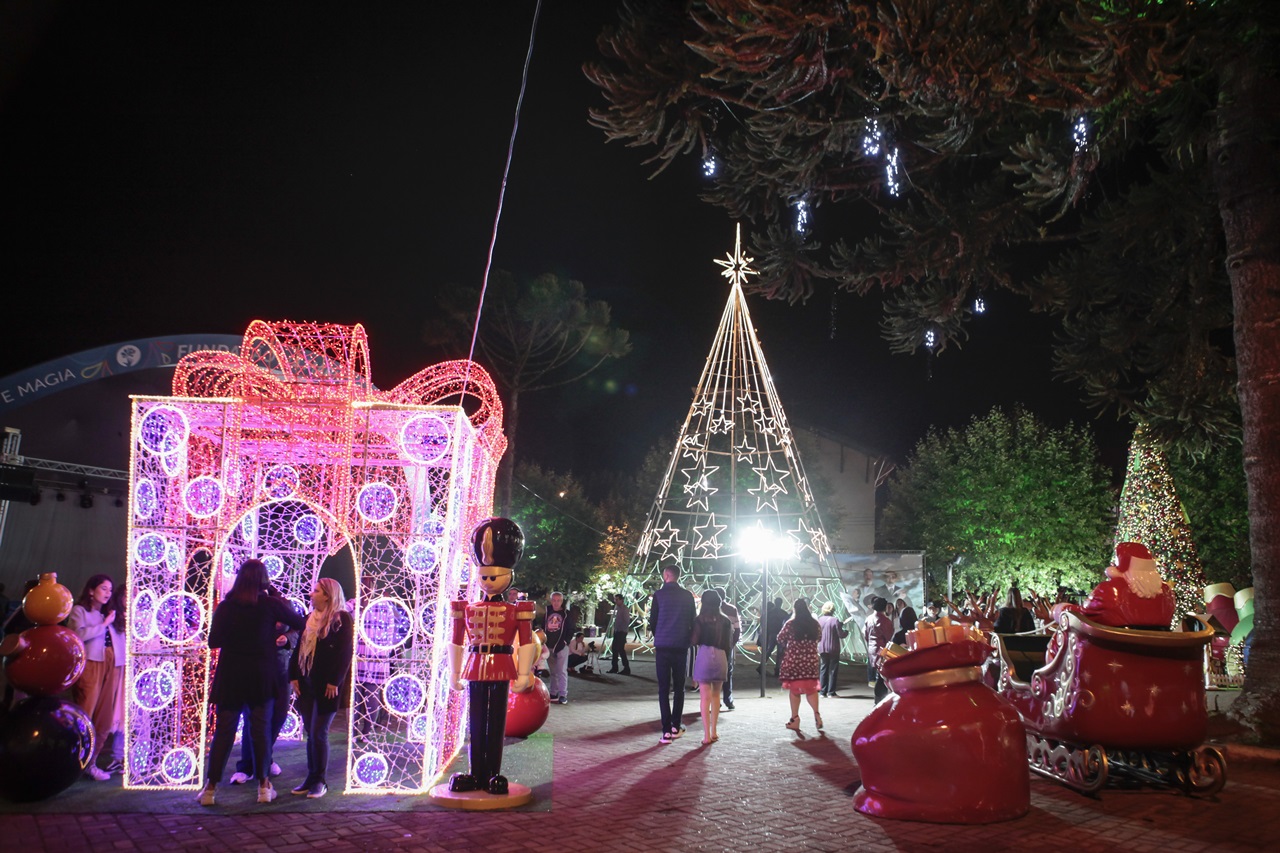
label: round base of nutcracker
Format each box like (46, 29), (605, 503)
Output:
(427, 781), (533, 810)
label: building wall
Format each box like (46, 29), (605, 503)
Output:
(795, 427), (890, 554)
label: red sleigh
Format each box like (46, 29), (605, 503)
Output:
(994, 611), (1226, 795)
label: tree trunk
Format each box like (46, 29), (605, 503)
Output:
(1210, 53), (1280, 743)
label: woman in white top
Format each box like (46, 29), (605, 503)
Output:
(67, 574), (121, 781)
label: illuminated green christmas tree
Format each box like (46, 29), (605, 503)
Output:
(1115, 424), (1207, 623)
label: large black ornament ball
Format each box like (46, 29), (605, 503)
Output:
(471, 517), (525, 569)
(0, 696), (95, 802)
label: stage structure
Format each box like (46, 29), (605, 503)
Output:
(631, 226), (847, 648)
(122, 321), (505, 793)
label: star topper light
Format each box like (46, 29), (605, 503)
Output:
(714, 223), (758, 290)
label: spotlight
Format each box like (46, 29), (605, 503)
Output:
(114, 496), (125, 508)
(80, 492), (94, 509)
(29, 490), (41, 506)
(56, 491), (66, 502)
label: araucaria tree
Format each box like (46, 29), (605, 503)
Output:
(588, 0), (1280, 742)
(423, 271), (631, 513)
(879, 408), (1113, 597)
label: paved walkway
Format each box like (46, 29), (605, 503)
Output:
(3, 656), (1277, 852)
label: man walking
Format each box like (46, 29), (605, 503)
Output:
(648, 562), (695, 743)
(607, 593), (631, 675)
(542, 591), (574, 704)
(863, 596), (894, 702)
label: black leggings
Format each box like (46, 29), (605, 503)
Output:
(207, 699), (273, 784)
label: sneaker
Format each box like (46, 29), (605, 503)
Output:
(306, 782), (328, 799)
(556, 696), (568, 705)
(724, 701), (735, 711)
(229, 771), (251, 785)
(105, 758), (125, 775)
(197, 784), (216, 806)
(257, 782), (277, 804)
(86, 765), (111, 782)
(659, 732), (673, 744)
(670, 726), (684, 739)
(548, 694), (560, 702)
(291, 780), (313, 796)
(269, 762), (282, 777)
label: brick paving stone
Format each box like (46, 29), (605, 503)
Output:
(2, 656), (1278, 851)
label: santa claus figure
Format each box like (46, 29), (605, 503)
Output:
(1056, 542), (1176, 629)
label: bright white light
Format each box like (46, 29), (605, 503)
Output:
(1073, 115), (1091, 153)
(794, 198), (810, 235)
(862, 117), (882, 158)
(886, 148), (902, 197)
(737, 523), (797, 562)
(703, 153), (718, 177)
(924, 328), (937, 350)
(974, 296), (986, 314)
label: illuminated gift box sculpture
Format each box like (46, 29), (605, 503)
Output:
(123, 320), (505, 792)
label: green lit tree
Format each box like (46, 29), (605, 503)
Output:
(587, 0), (1280, 742)
(423, 271), (632, 514)
(507, 462), (608, 601)
(879, 407), (1113, 597)
(1116, 425), (1209, 623)
(1170, 442), (1252, 589)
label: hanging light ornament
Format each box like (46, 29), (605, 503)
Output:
(1072, 114), (1091, 154)
(793, 196), (811, 236)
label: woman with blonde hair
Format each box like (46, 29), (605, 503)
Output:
(288, 577), (354, 799)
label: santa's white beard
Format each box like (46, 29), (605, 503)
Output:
(1125, 564), (1166, 598)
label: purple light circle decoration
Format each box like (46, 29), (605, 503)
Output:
(133, 663), (178, 711)
(241, 511), (257, 542)
(293, 513), (324, 545)
(356, 482), (398, 524)
(262, 465), (300, 500)
(161, 747), (198, 784)
(399, 414), (452, 464)
(129, 738), (152, 778)
(134, 533), (168, 566)
(360, 597), (412, 650)
(133, 479), (158, 519)
(131, 589), (157, 640)
(138, 405), (189, 456)
(154, 591), (204, 644)
(409, 713), (430, 743)
(263, 554), (286, 581)
(278, 708), (302, 740)
(353, 752), (389, 788)
(184, 476), (224, 518)
(404, 541), (438, 574)
(418, 602), (437, 636)
(288, 596), (307, 618)
(165, 542), (184, 575)
(382, 673), (427, 717)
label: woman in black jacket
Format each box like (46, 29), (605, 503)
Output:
(289, 577), (354, 799)
(199, 559), (307, 806)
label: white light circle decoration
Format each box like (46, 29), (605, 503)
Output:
(293, 513), (324, 545)
(164, 541), (184, 575)
(241, 511), (257, 542)
(154, 592), (205, 644)
(278, 708), (302, 740)
(133, 533), (168, 566)
(161, 747), (199, 784)
(138, 405), (189, 455)
(409, 713), (430, 743)
(360, 596), (412, 650)
(356, 482), (398, 523)
(262, 465), (300, 500)
(418, 602), (437, 637)
(404, 540), (438, 575)
(287, 596), (308, 619)
(184, 476), (224, 518)
(399, 414), (452, 464)
(133, 663), (179, 711)
(382, 673), (427, 717)
(352, 752), (389, 788)
(131, 589), (158, 641)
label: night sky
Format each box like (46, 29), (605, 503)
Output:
(0, 3), (1132, 482)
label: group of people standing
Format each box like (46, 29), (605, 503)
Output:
(198, 560), (353, 806)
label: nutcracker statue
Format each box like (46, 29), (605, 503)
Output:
(437, 517), (536, 805)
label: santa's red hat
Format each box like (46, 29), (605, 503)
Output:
(1115, 542), (1155, 573)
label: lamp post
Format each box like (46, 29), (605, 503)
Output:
(740, 524), (797, 698)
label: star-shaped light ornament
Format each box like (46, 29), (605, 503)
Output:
(789, 518), (830, 559)
(649, 520), (687, 561)
(693, 514), (729, 558)
(680, 433), (706, 459)
(714, 223), (759, 290)
(734, 436), (757, 463)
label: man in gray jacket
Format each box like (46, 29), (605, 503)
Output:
(648, 561), (695, 744)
